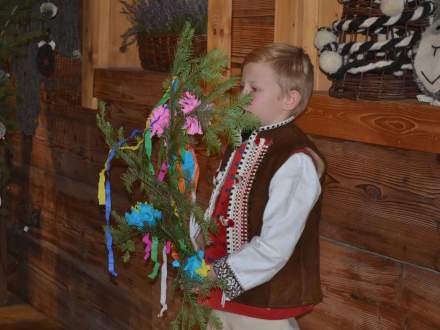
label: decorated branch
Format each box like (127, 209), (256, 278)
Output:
(97, 24), (259, 330)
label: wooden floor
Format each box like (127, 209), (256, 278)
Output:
(0, 304), (61, 330)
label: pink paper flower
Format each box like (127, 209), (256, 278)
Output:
(184, 116), (203, 135)
(150, 104), (170, 137)
(178, 92), (201, 114)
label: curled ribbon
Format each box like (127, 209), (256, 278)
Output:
(148, 236), (160, 279)
(143, 233), (152, 261)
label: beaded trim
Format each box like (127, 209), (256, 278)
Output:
(257, 116), (295, 132)
(207, 117), (292, 253)
(213, 256), (244, 300)
(226, 133), (271, 254)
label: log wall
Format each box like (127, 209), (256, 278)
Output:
(4, 0), (440, 329)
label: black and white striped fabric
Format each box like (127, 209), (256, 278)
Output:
(332, 0), (435, 33)
(315, 0), (436, 78)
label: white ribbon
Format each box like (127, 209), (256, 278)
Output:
(189, 190), (201, 250)
(158, 246), (168, 318)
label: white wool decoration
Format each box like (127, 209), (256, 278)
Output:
(40, 2), (58, 19)
(380, 0), (405, 17)
(314, 29), (337, 50)
(319, 51), (343, 74)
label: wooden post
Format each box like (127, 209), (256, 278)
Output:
(274, 0), (341, 91)
(81, 0), (111, 109)
(208, 0), (233, 74)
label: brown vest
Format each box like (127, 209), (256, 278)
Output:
(225, 121), (325, 308)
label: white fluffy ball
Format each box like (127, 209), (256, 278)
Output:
(380, 0), (404, 17)
(319, 51), (343, 74)
(314, 29), (337, 50)
(40, 2), (58, 19)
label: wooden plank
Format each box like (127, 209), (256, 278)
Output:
(274, 0), (341, 91)
(230, 0), (274, 67)
(274, 0), (300, 45)
(8, 232), (155, 330)
(0, 304), (61, 330)
(315, 0), (342, 91)
(108, 0), (141, 68)
(231, 16), (274, 65)
(298, 239), (440, 330)
(93, 69), (440, 153)
(297, 93), (440, 153)
(81, 0), (111, 109)
(232, 0), (274, 18)
(313, 135), (440, 272)
(208, 0), (233, 71)
(94, 68), (168, 106)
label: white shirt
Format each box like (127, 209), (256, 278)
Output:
(225, 152), (321, 291)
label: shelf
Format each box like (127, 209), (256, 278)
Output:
(298, 93), (440, 154)
(94, 68), (168, 107)
(94, 68), (440, 154)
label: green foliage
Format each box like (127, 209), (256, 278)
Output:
(97, 23), (259, 330)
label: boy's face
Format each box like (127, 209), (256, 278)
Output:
(241, 62), (298, 126)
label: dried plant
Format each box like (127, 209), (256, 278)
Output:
(120, 0), (207, 51)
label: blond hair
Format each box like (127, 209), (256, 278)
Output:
(243, 43), (314, 113)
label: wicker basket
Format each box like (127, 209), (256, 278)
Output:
(330, 0), (430, 100)
(137, 33), (207, 72)
(330, 72), (419, 100)
(43, 52), (81, 106)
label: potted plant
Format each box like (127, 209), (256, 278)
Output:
(120, 0), (208, 72)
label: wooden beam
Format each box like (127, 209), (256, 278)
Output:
(274, 0), (342, 91)
(81, 0), (111, 109)
(297, 93), (440, 154)
(108, 0), (141, 68)
(93, 68), (440, 153)
(0, 304), (60, 329)
(93, 68), (168, 107)
(208, 0), (232, 73)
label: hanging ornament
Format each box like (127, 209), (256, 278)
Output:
(40, 2), (58, 19)
(0, 70), (10, 84)
(319, 50), (343, 75)
(314, 27), (337, 50)
(36, 40), (56, 77)
(0, 121), (6, 140)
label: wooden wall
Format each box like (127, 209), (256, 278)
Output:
(5, 87), (183, 329)
(3, 0), (440, 329)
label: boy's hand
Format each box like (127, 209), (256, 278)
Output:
(195, 231), (206, 250)
(207, 266), (217, 281)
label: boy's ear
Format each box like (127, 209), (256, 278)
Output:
(283, 89), (301, 112)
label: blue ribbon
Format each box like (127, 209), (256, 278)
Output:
(103, 128), (141, 277)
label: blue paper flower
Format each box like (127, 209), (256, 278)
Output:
(125, 202), (163, 229)
(183, 250), (205, 282)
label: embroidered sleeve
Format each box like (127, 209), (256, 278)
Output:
(212, 256), (244, 300)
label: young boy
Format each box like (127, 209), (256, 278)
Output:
(203, 43), (325, 330)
